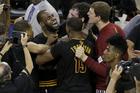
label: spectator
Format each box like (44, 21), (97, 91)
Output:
(0, 33), (34, 93)
(2, 20), (33, 79)
(58, 2), (90, 38)
(106, 65), (140, 93)
(78, 1), (125, 92)
(88, 1), (125, 57)
(75, 34), (127, 93)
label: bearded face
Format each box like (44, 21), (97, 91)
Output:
(41, 11), (59, 32)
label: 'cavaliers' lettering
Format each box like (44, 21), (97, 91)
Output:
(71, 44), (91, 54)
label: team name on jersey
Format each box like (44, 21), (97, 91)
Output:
(70, 43), (92, 73)
(70, 44), (91, 54)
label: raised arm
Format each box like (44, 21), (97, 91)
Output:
(0, 41), (12, 61)
(106, 65), (123, 93)
(21, 33), (33, 74)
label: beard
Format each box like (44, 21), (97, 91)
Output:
(42, 24), (59, 33)
(47, 25), (59, 32)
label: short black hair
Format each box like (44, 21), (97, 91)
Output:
(37, 10), (46, 24)
(72, 2), (90, 23)
(107, 34), (128, 55)
(66, 17), (83, 32)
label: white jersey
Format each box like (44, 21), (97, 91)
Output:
(24, 0), (60, 37)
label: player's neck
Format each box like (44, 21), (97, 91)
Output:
(97, 21), (110, 31)
(69, 33), (85, 40)
(43, 32), (48, 38)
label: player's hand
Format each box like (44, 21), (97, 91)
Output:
(75, 46), (84, 59)
(21, 33), (28, 46)
(14, 16), (23, 23)
(111, 65), (123, 80)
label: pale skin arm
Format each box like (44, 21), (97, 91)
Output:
(106, 79), (117, 93)
(0, 41), (12, 61)
(106, 65), (123, 93)
(14, 16), (24, 23)
(21, 33), (33, 74)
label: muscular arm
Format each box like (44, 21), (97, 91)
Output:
(36, 41), (62, 65)
(27, 42), (49, 54)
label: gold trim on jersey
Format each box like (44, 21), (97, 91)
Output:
(39, 79), (57, 87)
